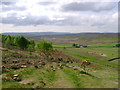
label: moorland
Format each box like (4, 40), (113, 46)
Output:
(1, 33), (119, 88)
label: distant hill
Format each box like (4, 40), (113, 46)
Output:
(1, 32), (116, 38)
(2, 32), (71, 37)
(2, 32), (99, 36)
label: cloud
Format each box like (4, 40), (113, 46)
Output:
(1, 2), (16, 5)
(38, 2), (56, 5)
(0, 1), (118, 33)
(62, 2), (117, 12)
(2, 13), (50, 26)
(1, 2), (26, 12)
(1, 9), (117, 28)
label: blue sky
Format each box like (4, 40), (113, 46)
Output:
(0, 0), (119, 33)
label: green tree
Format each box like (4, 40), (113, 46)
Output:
(115, 43), (120, 47)
(2, 35), (6, 43)
(27, 40), (35, 52)
(29, 40), (35, 47)
(35, 40), (53, 53)
(10, 36), (15, 46)
(5, 36), (11, 48)
(14, 36), (20, 46)
(28, 44), (35, 52)
(72, 43), (76, 47)
(14, 36), (29, 50)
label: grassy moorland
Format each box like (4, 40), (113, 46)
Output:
(1, 33), (119, 88)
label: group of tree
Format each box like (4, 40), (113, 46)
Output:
(2, 35), (35, 51)
(115, 43), (120, 47)
(1, 34), (53, 53)
(72, 43), (80, 48)
(72, 43), (88, 48)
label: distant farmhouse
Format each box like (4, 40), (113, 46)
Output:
(73, 44), (88, 48)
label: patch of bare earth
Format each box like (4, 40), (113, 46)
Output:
(19, 78), (36, 84)
(88, 52), (107, 57)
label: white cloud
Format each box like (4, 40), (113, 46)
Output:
(0, 0), (118, 33)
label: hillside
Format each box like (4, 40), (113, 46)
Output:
(28, 33), (118, 44)
(1, 47), (119, 88)
(1, 33), (119, 88)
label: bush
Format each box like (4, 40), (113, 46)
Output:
(35, 40), (53, 53)
(14, 36), (29, 50)
(115, 43), (120, 47)
(72, 43), (76, 47)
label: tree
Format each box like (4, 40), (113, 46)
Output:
(29, 40), (35, 47)
(72, 43), (76, 47)
(5, 36), (11, 48)
(14, 36), (29, 50)
(28, 44), (35, 52)
(10, 36), (15, 46)
(115, 43), (120, 47)
(35, 40), (53, 53)
(14, 36), (20, 46)
(27, 40), (35, 52)
(2, 35), (7, 43)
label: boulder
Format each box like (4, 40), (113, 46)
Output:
(73, 66), (78, 70)
(21, 65), (27, 68)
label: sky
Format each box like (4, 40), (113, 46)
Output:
(0, 0), (119, 33)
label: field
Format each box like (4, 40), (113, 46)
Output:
(1, 33), (119, 88)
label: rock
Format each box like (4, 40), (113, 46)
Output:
(2, 76), (12, 80)
(68, 66), (73, 68)
(13, 74), (19, 77)
(21, 65), (27, 68)
(73, 66), (78, 70)
(13, 74), (21, 81)
(13, 77), (17, 80)
(2, 65), (5, 68)
(0, 47), (8, 51)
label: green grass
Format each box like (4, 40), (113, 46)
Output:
(62, 68), (83, 88)
(89, 43), (118, 47)
(62, 66), (118, 88)
(54, 43), (118, 58)
(53, 44), (71, 48)
(64, 51), (118, 68)
(68, 47), (118, 59)
(2, 67), (56, 88)
(56, 42), (118, 65)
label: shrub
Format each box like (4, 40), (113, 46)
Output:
(72, 43), (76, 47)
(115, 43), (120, 47)
(35, 40), (53, 53)
(14, 36), (29, 50)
